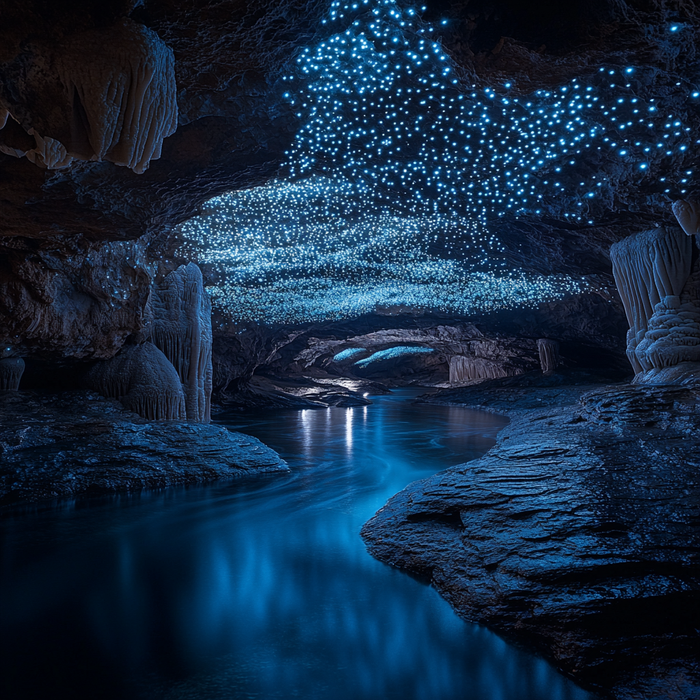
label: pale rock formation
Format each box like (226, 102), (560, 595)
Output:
(610, 226), (692, 374)
(83, 342), (186, 420)
(0, 358), (25, 391)
(449, 355), (510, 384)
(25, 131), (73, 170)
(537, 339), (560, 373)
(672, 199), (700, 237)
(0, 20), (176, 174)
(632, 257), (700, 381)
(149, 263), (213, 422)
(56, 19), (177, 174)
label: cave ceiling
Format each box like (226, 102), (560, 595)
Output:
(1, 0), (699, 345)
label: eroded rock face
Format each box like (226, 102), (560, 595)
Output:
(0, 389), (287, 507)
(363, 378), (700, 700)
(0, 237), (153, 359)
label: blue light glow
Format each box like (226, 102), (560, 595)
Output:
(333, 348), (368, 361)
(354, 346), (434, 367)
(177, 0), (696, 324)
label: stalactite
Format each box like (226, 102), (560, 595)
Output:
(537, 339), (559, 373)
(672, 199), (700, 237)
(149, 263), (213, 422)
(55, 19), (177, 174)
(83, 342), (186, 420)
(610, 226), (692, 374)
(25, 131), (73, 170)
(0, 358), (25, 391)
(449, 355), (509, 384)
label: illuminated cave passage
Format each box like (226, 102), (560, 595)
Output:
(1, 1), (700, 699)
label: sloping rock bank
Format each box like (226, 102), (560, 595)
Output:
(361, 376), (700, 700)
(0, 390), (287, 507)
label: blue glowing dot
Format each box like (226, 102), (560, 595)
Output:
(172, 0), (695, 323)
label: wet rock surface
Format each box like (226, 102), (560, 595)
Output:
(362, 376), (700, 699)
(0, 390), (287, 507)
(215, 373), (384, 410)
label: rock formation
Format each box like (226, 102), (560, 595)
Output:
(0, 389), (287, 507)
(672, 199), (700, 237)
(25, 131), (73, 170)
(149, 263), (213, 422)
(448, 355), (511, 384)
(1, 19), (177, 174)
(0, 239), (153, 360)
(610, 226), (693, 376)
(0, 357), (25, 391)
(537, 338), (560, 374)
(83, 342), (186, 420)
(364, 377), (700, 699)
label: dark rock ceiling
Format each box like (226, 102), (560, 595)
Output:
(1, 0), (699, 358)
(1, 0), (698, 244)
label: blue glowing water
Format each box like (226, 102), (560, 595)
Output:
(0, 391), (594, 700)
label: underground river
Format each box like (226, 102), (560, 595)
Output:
(0, 389), (595, 700)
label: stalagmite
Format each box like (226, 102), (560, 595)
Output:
(56, 19), (177, 174)
(83, 342), (186, 420)
(149, 263), (213, 422)
(0, 357), (25, 391)
(449, 355), (509, 384)
(537, 339), (559, 373)
(672, 199), (700, 237)
(634, 292), (700, 373)
(610, 226), (692, 374)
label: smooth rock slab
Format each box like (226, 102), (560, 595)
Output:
(362, 381), (700, 700)
(0, 390), (287, 507)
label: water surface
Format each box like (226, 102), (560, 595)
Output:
(0, 389), (594, 700)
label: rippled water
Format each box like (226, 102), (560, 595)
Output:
(0, 389), (594, 700)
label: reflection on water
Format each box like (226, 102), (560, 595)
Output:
(0, 390), (594, 700)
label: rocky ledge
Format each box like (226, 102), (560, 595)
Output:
(361, 374), (700, 700)
(0, 390), (287, 507)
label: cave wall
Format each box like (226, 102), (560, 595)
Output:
(210, 294), (630, 400)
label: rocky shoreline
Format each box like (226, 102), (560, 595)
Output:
(0, 390), (288, 508)
(361, 372), (700, 700)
